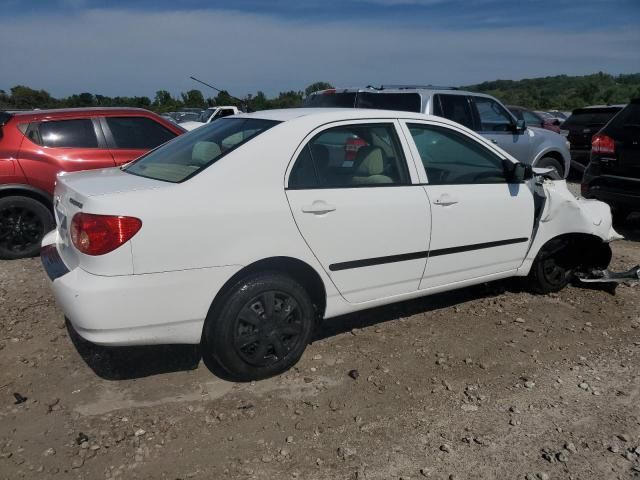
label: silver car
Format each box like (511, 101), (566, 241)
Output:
(305, 85), (570, 177)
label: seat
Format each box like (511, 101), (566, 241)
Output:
(351, 146), (393, 184)
(191, 141), (221, 166)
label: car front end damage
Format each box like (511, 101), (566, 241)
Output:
(518, 173), (638, 285)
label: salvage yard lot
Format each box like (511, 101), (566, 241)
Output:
(1, 209), (639, 479)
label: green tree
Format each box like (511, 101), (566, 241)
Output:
(305, 81), (333, 97)
(180, 89), (205, 107)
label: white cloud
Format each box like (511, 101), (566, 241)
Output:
(0, 8), (638, 98)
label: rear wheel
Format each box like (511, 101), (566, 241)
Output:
(536, 157), (564, 178)
(0, 196), (54, 260)
(202, 272), (315, 381)
(528, 238), (573, 294)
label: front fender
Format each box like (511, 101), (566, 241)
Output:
(517, 179), (621, 275)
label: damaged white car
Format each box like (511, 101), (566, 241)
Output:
(41, 109), (628, 381)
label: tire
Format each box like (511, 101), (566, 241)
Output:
(202, 272), (316, 381)
(0, 196), (54, 260)
(527, 238), (573, 294)
(536, 157), (564, 178)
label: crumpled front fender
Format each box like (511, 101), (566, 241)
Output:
(517, 179), (621, 275)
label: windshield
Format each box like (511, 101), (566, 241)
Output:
(198, 109), (216, 122)
(124, 117), (279, 183)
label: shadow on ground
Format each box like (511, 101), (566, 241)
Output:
(67, 320), (202, 381)
(66, 266), (626, 382)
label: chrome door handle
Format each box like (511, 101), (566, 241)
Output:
(301, 201), (336, 215)
(433, 194), (459, 206)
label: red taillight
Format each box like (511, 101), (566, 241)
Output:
(320, 89), (336, 95)
(70, 213), (142, 256)
(591, 133), (615, 155)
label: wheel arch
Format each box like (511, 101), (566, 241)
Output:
(532, 232), (612, 271)
(207, 256), (327, 327)
(0, 184), (52, 210)
(534, 150), (567, 177)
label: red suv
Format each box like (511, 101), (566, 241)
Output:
(0, 108), (185, 259)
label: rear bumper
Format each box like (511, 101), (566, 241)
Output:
(40, 234), (241, 346)
(582, 172), (640, 210)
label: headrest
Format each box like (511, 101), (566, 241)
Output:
(355, 146), (385, 176)
(192, 141), (221, 166)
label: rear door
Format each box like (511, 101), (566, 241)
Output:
(100, 116), (179, 166)
(285, 120), (431, 303)
(19, 117), (114, 194)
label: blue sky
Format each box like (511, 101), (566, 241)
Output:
(1, 0), (639, 98)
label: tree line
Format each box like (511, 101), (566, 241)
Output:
(0, 82), (333, 112)
(1, 74), (639, 112)
(464, 72), (640, 110)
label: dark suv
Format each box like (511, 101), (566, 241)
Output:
(582, 99), (640, 222)
(561, 105), (625, 173)
(0, 108), (185, 259)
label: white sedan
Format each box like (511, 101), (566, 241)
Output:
(42, 108), (619, 381)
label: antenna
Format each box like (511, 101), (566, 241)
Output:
(189, 76), (247, 110)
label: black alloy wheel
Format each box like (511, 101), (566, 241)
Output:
(232, 291), (304, 367)
(202, 272), (315, 381)
(0, 196), (54, 260)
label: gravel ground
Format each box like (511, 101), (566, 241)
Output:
(1, 184), (639, 480)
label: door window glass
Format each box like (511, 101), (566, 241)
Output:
(106, 117), (176, 149)
(474, 97), (514, 132)
(38, 119), (98, 148)
(522, 110), (542, 126)
(289, 124), (409, 188)
(408, 123), (508, 184)
(433, 94), (475, 130)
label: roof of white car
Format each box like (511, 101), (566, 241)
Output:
(236, 107), (440, 123)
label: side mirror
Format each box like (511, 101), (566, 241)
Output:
(511, 162), (533, 182)
(514, 119), (526, 133)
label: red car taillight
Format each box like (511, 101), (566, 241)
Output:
(591, 133), (615, 155)
(70, 213), (142, 256)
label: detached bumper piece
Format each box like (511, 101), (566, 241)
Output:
(41, 245), (70, 281)
(576, 265), (640, 284)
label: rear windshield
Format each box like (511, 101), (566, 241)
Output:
(562, 108), (622, 128)
(304, 91), (422, 113)
(124, 117), (279, 183)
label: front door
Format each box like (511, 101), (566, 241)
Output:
(285, 121), (431, 303)
(401, 121), (534, 288)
